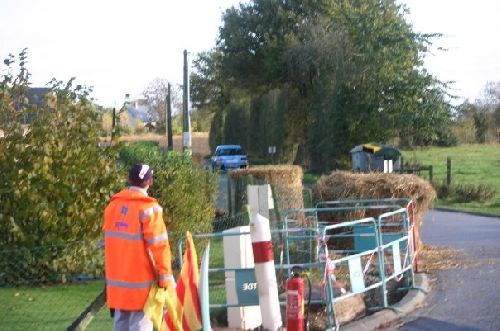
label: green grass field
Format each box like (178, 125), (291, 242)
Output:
(401, 143), (500, 215)
(0, 238), (229, 330)
(0, 278), (226, 330)
(0, 280), (113, 331)
(303, 144), (499, 215)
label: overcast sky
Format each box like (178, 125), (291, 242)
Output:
(1, 0), (499, 107)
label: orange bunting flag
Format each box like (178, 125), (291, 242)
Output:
(164, 231), (202, 331)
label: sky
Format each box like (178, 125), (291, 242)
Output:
(1, 0), (499, 108)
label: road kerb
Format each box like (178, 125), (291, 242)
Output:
(340, 273), (429, 331)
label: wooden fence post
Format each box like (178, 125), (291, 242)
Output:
(111, 108), (116, 141)
(446, 157), (451, 186)
(227, 173), (233, 216)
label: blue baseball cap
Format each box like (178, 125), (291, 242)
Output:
(128, 164), (154, 186)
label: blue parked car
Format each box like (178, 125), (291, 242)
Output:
(211, 145), (249, 171)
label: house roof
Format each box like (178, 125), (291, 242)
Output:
(27, 87), (50, 107)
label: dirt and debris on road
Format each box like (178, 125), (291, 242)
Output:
(418, 244), (475, 274)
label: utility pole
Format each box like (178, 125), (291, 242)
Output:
(111, 107), (116, 142)
(182, 49), (192, 155)
(166, 83), (173, 151)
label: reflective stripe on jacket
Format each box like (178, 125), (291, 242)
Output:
(103, 188), (173, 310)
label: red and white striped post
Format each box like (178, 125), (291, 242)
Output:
(250, 212), (282, 331)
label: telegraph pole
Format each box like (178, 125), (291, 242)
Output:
(182, 49), (192, 155)
(111, 108), (116, 142)
(166, 83), (173, 151)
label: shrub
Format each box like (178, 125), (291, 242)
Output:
(0, 240), (103, 286)
(454, 183), (495, 203)
(0, 51), (121, 284)
(432, 181), (495, 203)
(432, 181), (456, 199)
(119, 142), (219, 255)
(119, 141), (162, 165)
(435, 129), (458, 147)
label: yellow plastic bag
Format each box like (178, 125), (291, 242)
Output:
(144, 284), (167, 331)
(144, 284), (182, 331)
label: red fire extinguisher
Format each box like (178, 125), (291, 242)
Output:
(286, 266), (305, 331)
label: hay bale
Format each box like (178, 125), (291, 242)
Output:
(230, 165), (304, 219)
(313, 171), (436, 252)
(232, 165), (303, 187)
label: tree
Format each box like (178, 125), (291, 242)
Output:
(143, 78), (181, 132)
(0, 50), (121, 284)
(494, 105), (500, 130)
(190, 50), (228, 112)
(195, 0), (455, 172)
(217, 0), (330, 92)
(477, 81), (500, 142)
(473, 110), (488, 143)
(455, 101), (489, 144)
(456, 82), (500, 144)
(190, 51), (227, 136)
(477, 81), (500, 109)
(101, 110), (113, 135)
(0, 51), (121, 246)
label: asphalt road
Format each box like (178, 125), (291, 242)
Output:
(398, 210), (500, 331)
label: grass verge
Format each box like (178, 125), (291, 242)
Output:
(0, 280), (111, 331)
(401, 143), (500, 215)
(1, 278), (227, 330)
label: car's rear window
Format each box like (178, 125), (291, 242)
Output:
(216, 148), (245, 156)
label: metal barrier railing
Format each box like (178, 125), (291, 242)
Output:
(376, 208), (415, 308)
(315, 206), (414, 329)
(176, 227), (320, 309)
(315, 198), (413, 212)
(316, 198), (419, 272)
(318, 216), (381, 328)
(282, 204), (406, 269)
(175, 199), (416, 330)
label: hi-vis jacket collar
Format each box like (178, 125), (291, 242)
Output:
(129, 186), (148, 196)
(110, 189), (156, 203)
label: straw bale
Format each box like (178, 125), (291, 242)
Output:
(313, 171), (436, 250)
(231, 165), (304, 214)
(231, 165), (303, 187)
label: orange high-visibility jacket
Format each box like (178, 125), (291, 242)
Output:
(103, 188), (174, 310)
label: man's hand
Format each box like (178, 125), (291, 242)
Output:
(159, 278), (176, 290)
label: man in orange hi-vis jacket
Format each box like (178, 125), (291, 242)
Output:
(104, 163), (175, 331)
